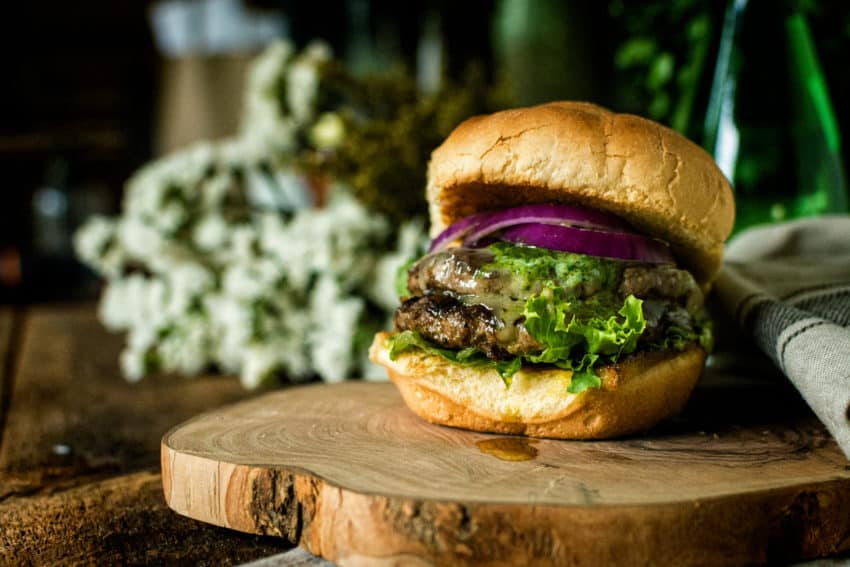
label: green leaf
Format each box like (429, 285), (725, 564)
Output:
(645, 317), (713, 354)
(687, 14), (710, 41)
(615, 37), (657, 68)
(389, 330), (490, 366)
(387, 289), (708, 397)
(388, 330), (517, 387)
(523, 288), (577, 363)
(647, 52), (675, 90)
(395, 257), (417, 298)
(698, 321), (714, 352)
(567, 369), (602, 394)
(648, 92), (671, 119)
(495, 357), (522, 387)
(523, 289), (647, 392)
(525, 290), (645, 362)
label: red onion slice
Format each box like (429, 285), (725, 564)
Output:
(428, 204), (630, 253)
(428, 211), (494, 253)
(501, 223), (674, 264)
(463, 204), (630, 247)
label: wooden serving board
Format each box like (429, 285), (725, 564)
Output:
(162, 376), (850, 566)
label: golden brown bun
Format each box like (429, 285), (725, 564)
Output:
(427, 101), (734, 286)
(369, 332), (705, 439)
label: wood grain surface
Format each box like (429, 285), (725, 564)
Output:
(163, 380), (850, 566)
(0, 307), (15, 433)
(0, 305), (291, 564)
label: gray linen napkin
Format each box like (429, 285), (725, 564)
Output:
(713, 215), (850, 458)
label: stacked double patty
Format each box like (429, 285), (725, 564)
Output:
(395, 245), (703, 361)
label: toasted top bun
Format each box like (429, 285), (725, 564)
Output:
(426, 101), (734, 286)
(369, 333), (705, 439)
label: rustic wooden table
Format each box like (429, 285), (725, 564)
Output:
(0, 305), (293, 564)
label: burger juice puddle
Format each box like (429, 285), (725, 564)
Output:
(475, 437), (539, 461)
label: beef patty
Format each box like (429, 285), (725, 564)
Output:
(395, 293), (543, 358)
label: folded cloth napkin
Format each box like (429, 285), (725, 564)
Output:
(713, 215), (850, 458)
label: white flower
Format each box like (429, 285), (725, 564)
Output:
(199, 171), (234, 210)
(74, 216), (121, 275)
(123, 172), (169, 220)
(286, 41), (332, 125)
(99, 280), (131, 331)
(118, 216), (164, 262)
(127, 319), (158, 351)
(157, 318), (210, 376)
(119, 315), (160, 382)
(172, 142), (217, 185)
(261, 214), (314, 291)
(258, 211), (290, 256)
(241, 342), (283, 389)
(287, 62), (320, 125)
(169, 262), (213, 295)
(74, 215), (114, 263)
(242, 117), (298, 160)
(222, 257), (280, 301)
(256, 293), (312, 380)
(325, 187), (388, 287)
(164, 262), (214, 317)
(369, 219), (427, 311)
(308, 275), (363, 382)
(99, 275), (166, 332)
(249, 40), (294, 87)
(97, 247), (128, 279)
(241, 40), (298, 157)
(193, 213), (229, 251)
(156, 201), (188, 235)
(261, 184), (390, 292)
(144, 244), (194, 278)
(120, 347), (147, 383)
(124, 142), (216, 217)
(217, 137), (252, 171)
(233, 226), (258, 257)
(205, 293), (253, 372)
(243, 40), (294, 118)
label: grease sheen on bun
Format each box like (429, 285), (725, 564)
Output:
(370, 333), (706, 439)
(426, 101), (734, 285)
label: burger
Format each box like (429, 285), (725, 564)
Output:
(369, 101), (734, 439)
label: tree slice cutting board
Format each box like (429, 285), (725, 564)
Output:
(161, 378), (850, 567)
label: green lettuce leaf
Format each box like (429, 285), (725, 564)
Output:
(388, 291), (650, 394)
(388, 288), (707, 395)
(395, 257), (417, 298)
(645, 319), (713, 354)
(524, 289), (645, 360)
(388, 330), (517, 387)
(565, 369), (602, 394)
(523, 289), (646, 393)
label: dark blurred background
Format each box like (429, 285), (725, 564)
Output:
(1, 0), (849, 304)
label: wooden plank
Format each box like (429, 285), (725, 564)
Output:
(0, 304), (264, 495)
(0, 304), (292, 563)
(0, 470), (289, 564)
(162, 381), (850, 566)
(0, 307), (14, 438)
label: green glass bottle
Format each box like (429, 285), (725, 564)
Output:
(704, 0), (848, 233)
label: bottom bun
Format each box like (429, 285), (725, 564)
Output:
(368, 332), (705, 439)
